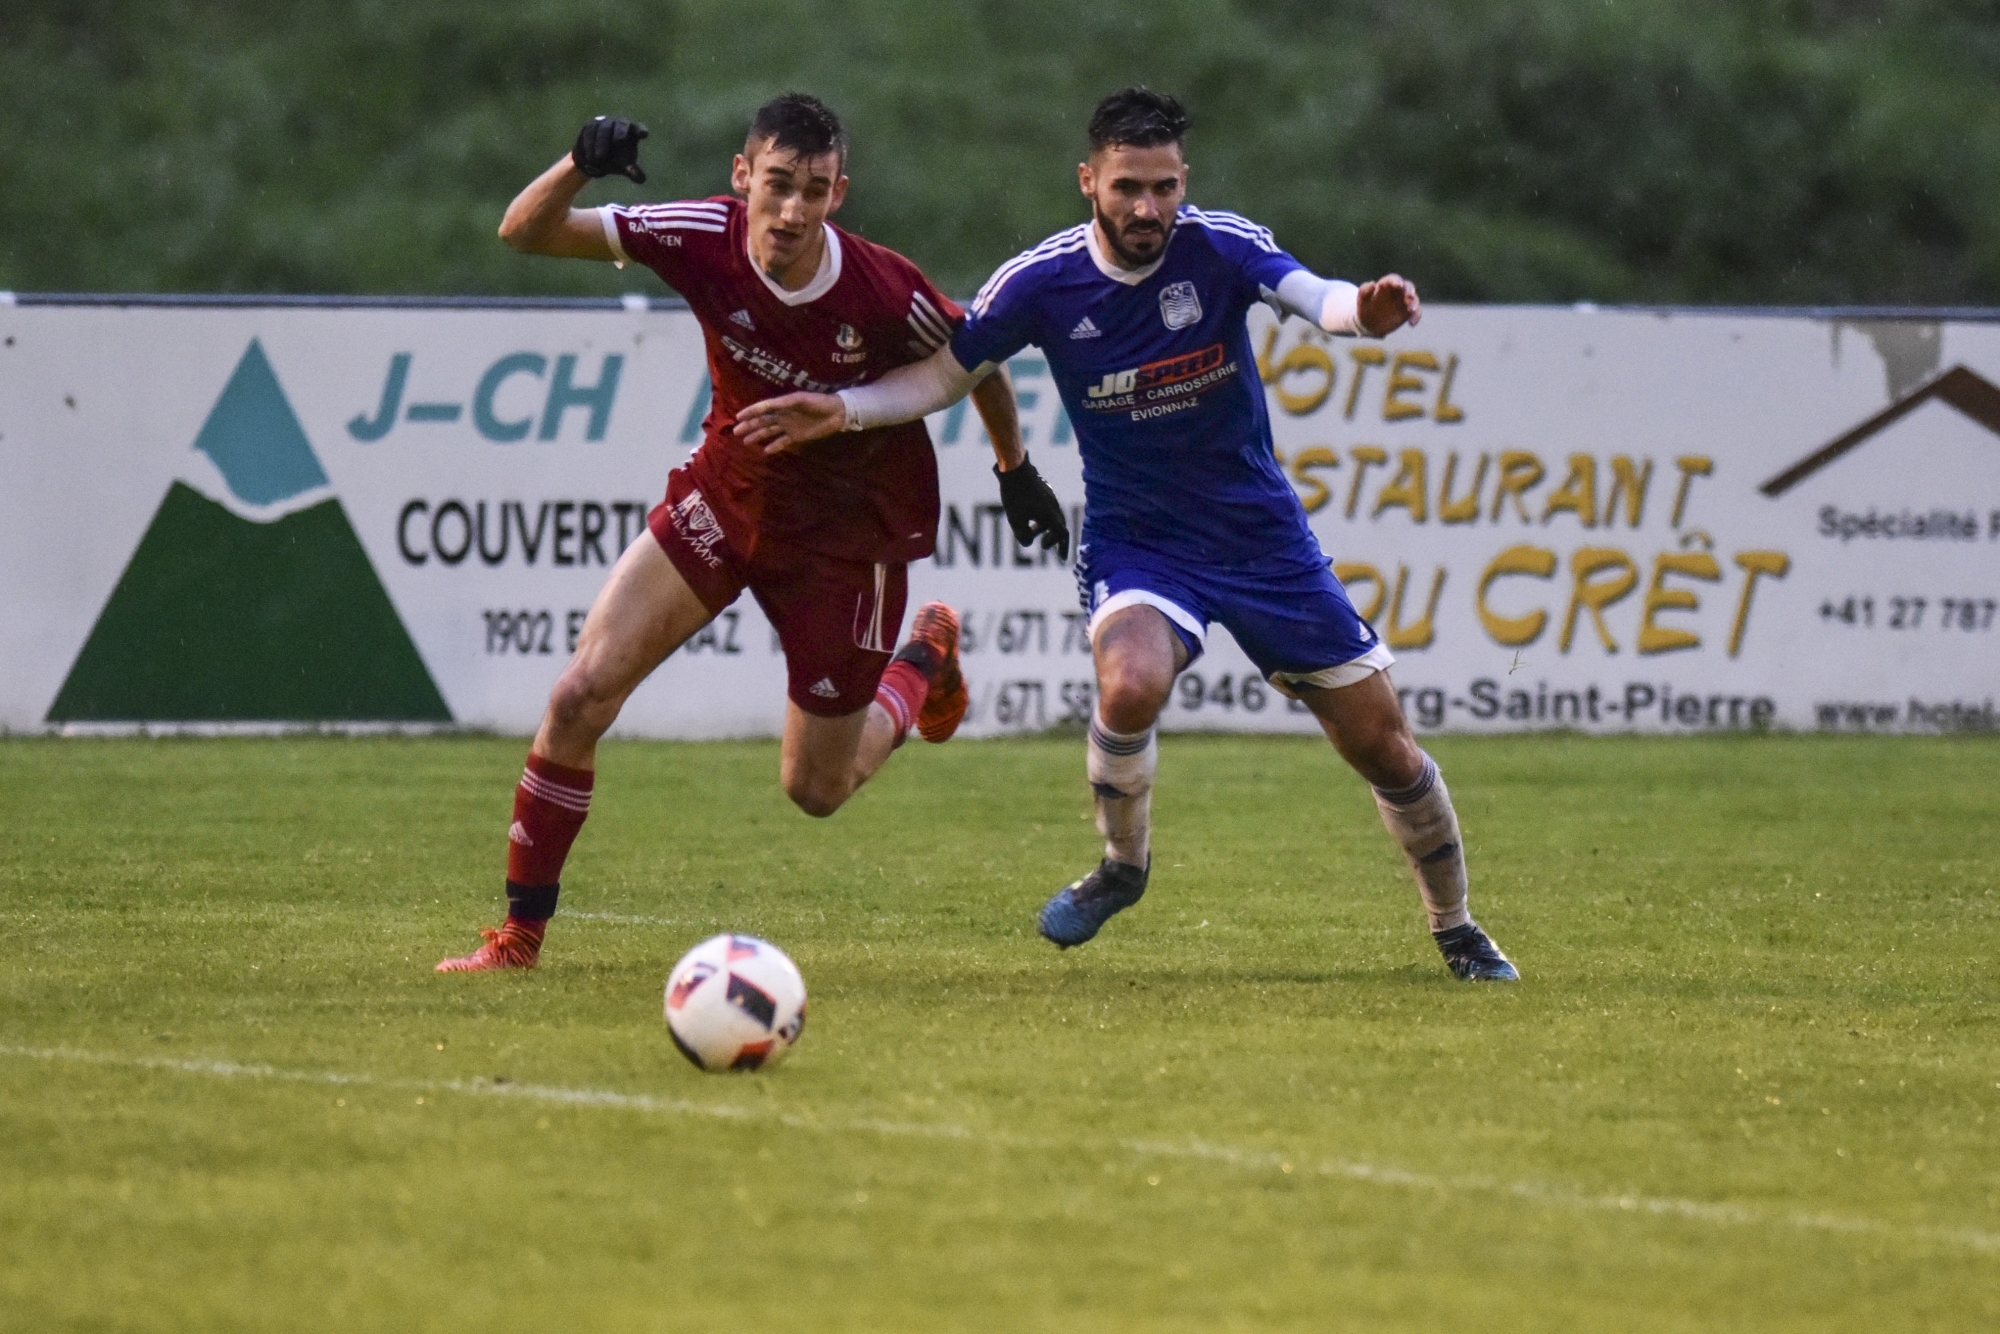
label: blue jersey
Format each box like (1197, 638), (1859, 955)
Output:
(952, 207), (1315, 567)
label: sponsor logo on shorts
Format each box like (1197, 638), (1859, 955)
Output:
(808, 677), (840, 699)
(671, 488), (727, 569)
(1159, 281), (1202, 330)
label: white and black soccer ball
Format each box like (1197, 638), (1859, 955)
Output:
(663, 934), (807, 1072)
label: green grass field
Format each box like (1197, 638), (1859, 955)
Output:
(2, 733), (1995, 1331)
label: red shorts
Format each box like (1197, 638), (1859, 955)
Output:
(649, 468), (906, 718)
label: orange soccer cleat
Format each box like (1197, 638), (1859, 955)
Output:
(434, 920), (544, 972)
(905, 602), (967, 743)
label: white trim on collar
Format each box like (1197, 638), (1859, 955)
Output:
(748, 224), (843, 305)
(1086, 220), (1170, 286)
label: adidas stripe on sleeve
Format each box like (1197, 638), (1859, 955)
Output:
(599, 200), (730, 274)
(955, 226), (1090, 370)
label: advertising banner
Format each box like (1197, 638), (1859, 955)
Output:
(2, 297), (1995, 736)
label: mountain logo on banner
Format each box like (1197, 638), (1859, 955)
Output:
(47, 339), (452, 723)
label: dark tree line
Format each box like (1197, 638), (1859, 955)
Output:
(5, 0), (1995, 304)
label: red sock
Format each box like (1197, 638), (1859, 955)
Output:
(505, 753), (594, 921)
(874, 660), (930, 746)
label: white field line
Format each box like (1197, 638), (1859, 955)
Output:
(3, 1043), (1994, 1257)
(46, 721), (466, 738)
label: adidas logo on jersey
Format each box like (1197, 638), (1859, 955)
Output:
(808, 677), (841, 699)
(729, 308), (756, 330)
(1069, 316), (1102, 340)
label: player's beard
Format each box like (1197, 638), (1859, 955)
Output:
(1094, 202), (1170, 269)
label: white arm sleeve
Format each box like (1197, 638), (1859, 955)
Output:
(1274, 269), (1362, 336)
(836, 345), (994, 431)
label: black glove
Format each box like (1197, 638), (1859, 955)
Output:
(572, 115), (649, 183)
(995, 454), (1071, 560)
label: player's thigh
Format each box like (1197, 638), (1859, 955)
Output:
(1218, 560), (1384, 693)
(1090, 604), (1188, 729)
(1080, 546), (1204, 729)
(779, 701), (872, 802)
(1295, 669), (1423, 789)
(565, 528), (720, 701)
(1211, 561), (1418, 785)
(751, 551), (903, 810)
(752, 554), (905, 721)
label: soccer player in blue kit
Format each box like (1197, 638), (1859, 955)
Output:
(736, 88), (1517, 980)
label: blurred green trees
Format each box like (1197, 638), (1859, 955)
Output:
(4, 0), (1996, 303)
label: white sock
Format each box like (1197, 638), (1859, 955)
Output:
(1087, 712), (1156, 869)
(1372, 753), (1472, 932)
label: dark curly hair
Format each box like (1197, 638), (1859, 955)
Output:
(747, 92), (848, 169)
(1087, 86), (1190, 153)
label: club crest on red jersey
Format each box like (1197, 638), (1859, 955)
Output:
(833, 322), (867, 365)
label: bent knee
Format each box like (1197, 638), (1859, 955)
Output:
(1344, 725), (1424, 788)
(546, 666), (621, 730)
(1096, 665), (1170, 732)
(782, 774), (848, 819)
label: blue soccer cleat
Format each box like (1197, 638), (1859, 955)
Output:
(1433, 920), (1520, 981)
(1037, 859), (1149, 948)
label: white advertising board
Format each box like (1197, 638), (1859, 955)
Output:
(1, 297), (1995, 737)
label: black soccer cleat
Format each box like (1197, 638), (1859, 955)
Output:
(1037, 858), (1149, 948)
(1433, 920), (1520, 982)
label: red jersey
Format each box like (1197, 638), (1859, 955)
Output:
(602, 197), (961, 565)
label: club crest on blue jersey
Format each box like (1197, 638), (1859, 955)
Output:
(1159, 281), (1202, 330)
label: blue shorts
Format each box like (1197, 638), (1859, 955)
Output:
(1076, 537), (1394, 693)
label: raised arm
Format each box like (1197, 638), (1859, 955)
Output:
(497, 117), (650, 261)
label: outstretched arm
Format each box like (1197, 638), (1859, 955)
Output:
(734, 344), (993, 453)
(736, 346), (1073, 556)
(498, 117), (650, 261)
(1274, 270), (1422, 337)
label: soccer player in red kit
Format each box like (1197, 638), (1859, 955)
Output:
(438, 95), (1047, 972)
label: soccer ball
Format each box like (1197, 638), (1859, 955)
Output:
(663, 934), (807, 1072)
